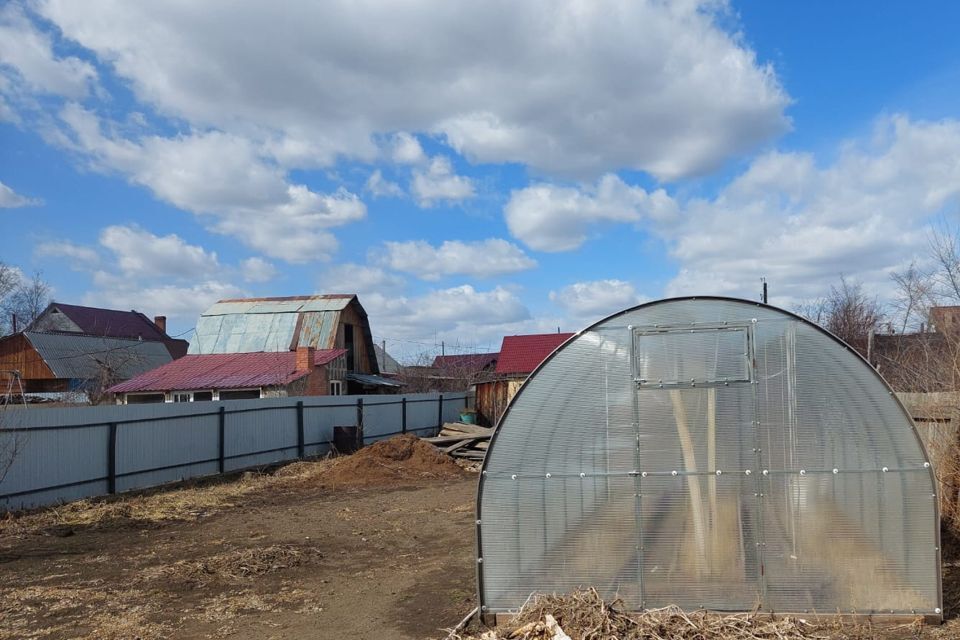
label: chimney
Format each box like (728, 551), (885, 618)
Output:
(296, 346), (315, 372)
(154, 315), (167, 334)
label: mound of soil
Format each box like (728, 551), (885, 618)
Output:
(321, 434), (467, 486)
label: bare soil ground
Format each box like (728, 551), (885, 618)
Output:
(0, 436), (477, 640)
(1, 435), (958, 640)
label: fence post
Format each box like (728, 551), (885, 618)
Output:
(107, 422), (117, 494)
(218, 406), (226, 474)
(297, 400), (305, 459)
(437, 393), (444, 430)
(401, 397), (407, 434)
(356, 397), (364, 447)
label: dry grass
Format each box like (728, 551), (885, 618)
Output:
(449, 589), (937, 640)
(139, 544), (323, 587)
(0, 457), (337, 536)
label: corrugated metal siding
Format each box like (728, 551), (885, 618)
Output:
(0, 392), (467, 511)
(27, 332), (173, 379)
(479, 298), (940, 616)
(296, 311), (341, 349)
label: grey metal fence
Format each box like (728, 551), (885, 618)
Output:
(0, 391), (469, 511)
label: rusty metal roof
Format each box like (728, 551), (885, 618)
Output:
(190, 295), (356, 355)
(108, 349), (346, 393)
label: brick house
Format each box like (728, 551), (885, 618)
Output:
(109, 346), (347, 403)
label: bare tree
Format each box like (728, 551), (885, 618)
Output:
(821, 277), (883, 357)
(0, 263), (51, 336)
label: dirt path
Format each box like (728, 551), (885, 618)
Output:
(0, 473), (478, 639)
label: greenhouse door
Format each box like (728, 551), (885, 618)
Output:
(632, 324), (762, 611)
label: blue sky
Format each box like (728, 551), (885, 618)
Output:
(2, 1), (960, 361)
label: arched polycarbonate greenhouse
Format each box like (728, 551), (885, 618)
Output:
(477, 297), (941, 620)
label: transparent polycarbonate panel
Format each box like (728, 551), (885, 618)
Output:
(640, 474), (760, 611)
(483, 329), (636, 478)
(753, 320), (930, 471)
(479, 298), (939, 615)
(480, 475), (641, 611)
(761, 471), (938, 613)
(634, 327), (749, 385)
(636, 386), (755, 473)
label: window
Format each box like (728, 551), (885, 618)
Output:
(126, 393), (165, 404)
(173, 393), (191, 403)
(330, 380), (342, 396)
(192, 391), (213, 402)
(219, 389), (261, 400)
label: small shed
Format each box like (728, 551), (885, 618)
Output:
(474, 333), (573, 426)
(477, 297), (940, 620)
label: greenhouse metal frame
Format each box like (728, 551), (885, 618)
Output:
(476, 297), (941, 621)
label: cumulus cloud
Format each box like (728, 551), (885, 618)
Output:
(35, 0), (788, 179)
(0, 179), (39, 208)
(365, 169), (403, 198)
(379, 238), (536, 280)
(56, 103), (365, 262)
(317, 263), (406, 297)
(98, 225), (220, 279)
(550, 279), (646, 322)
(660, 115), (960, 306)
(504, 174), (677, 251)
(411, 156), (475, 207)
(391, 132), (427, 165)
(0, 3), (96, 98)
(240, 256), (278, 283)
(82, 281), (245, 322)
(362, 284), (530, 343)
(35, 240), (100, 268)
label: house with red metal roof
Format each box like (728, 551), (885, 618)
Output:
(109, 346), (347, 404)
(474, 332), (574, 426)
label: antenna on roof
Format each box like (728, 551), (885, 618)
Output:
(761, 277), (768, 304)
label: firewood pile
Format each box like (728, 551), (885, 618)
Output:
(422, 422), (492, 461)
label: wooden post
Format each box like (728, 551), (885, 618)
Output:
(107, 422), (118, 494)
(356, 397), (364, 447)
(218, 406), (225, 474)
(296, 400), (305, 458)
(401, 397), (407, 434)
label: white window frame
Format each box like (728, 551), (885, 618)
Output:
(330, 380), (343, 396)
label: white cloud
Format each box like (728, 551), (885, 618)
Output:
(56, 104), (365, 262)
(317, 263), (406, 297)
(362, 284), (530, 342)
(365, 169), (403, 198)
(504, 174), (677, 251)
(35, 240), (100, 268)
(659, 115), (960, 306)
(240, 256), (278, 283)
(391, 132), (426, 165)
(411, 156), (475, 207)
(0, 3), (96, 98)
(379, 238), (536, 280)
(550, 279), (646, 321)
(82, 281), (245, 322)
(99, 225), (220, 279)
(0, 179), (39, 208)
(35, 0), (787, 180)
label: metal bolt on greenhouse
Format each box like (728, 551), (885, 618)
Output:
(476, 297), (941, 620)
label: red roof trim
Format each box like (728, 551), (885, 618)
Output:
(108, 349), (346, 393)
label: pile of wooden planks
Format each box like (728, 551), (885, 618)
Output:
(422, 422), (492, 461)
